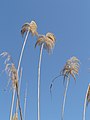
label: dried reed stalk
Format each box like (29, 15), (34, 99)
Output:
(35, 33), (56, 120)
(16, 21), (38, 115)
(0, 52), (23, 120)
(50, 56), (80, 120)
(83, 84), (90, 120)
(24, 84), (27, 120)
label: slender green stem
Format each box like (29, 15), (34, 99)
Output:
(38, 43), (44, 120)
(61, 77), (70, 120)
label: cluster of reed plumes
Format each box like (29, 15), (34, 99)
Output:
(0, 20), (89, 120)
(0, 20), (56, 120)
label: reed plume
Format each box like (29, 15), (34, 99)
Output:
(18, 20), (38, 73)
(15, 20), (38, 116)
(50, 56), (80, 120)
(0, 52), (23, 120)
(35, 32), (56, 120)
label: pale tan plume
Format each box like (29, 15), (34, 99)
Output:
(35, 32), (56, 52)
(50, 56), (80, 120)
(21, 21), (38, 37)
(0, 52), (23, 120)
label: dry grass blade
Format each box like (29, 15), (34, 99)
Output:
(35, 32), (56, 53)
(83, 84), (90, 120)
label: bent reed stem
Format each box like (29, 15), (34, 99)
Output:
(10, 31), (29, 120)
(83, 85), (89, 120)
(61, 76), (70, 120)
(38, 43), (44, 120)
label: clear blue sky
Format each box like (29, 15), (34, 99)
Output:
(0, 0), (90, 120)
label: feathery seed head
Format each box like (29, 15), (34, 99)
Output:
(35, 32), (56, 52)
(5, 63), (18, 89)
(0, 52), (13, 64)
(1, 52), (18, 89)
(61, 56), (80, 81)
(46, 32), (56, 42)
(21, 20), (38, 36)
(10, 64), (18, 88)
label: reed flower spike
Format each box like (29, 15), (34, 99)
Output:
(35, 32), (56, 52)
(18, 20), (38, 75)
(21, 20), (38, 37)
(83, 84), (90, 120)
(35, 32), (56, 120)
(0, 52), (23, 120)
(50, 56), (80, 120)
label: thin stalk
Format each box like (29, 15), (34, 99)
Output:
(61, 76), (70, 120)
(83, 85), (89, 120)
(50, 74), (61, 100)
(17, 30), (29, 73)
(24, 84), (27, 120)
(16, 68), (23, 113)
(16, 84), (23, 120)
(10, 89), (15, 120)
(10, 31), (29, 120)
(15, 30), (29, 119)
(15, 30), (29, 116)
(38, 43), (44, 120)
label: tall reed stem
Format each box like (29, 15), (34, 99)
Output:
(24, 84), (27, 120)
(10, 31), (29, 120)
(16, 68), (23, 113)
(16, 84), (23, 120)
(83, 85), (89, 120)
(38, 43), (44, 120)
(10, 89), (15, 120)
(17, 30), (29, 73)
(61, 77), (70, 120)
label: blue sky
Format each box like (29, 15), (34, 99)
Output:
(0, 0), (90, 120)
